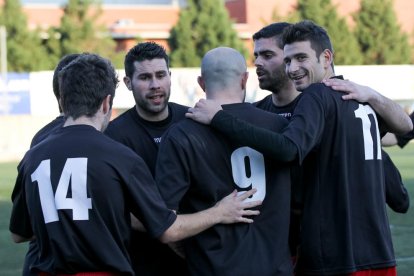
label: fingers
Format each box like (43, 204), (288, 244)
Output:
(185, 108), (195, 119)
(242, 209), (261, 216)
(237, 217), (254, 223)
(236, 188), (257, 200)
(235, 209), (261, 224)
(241, 200), (262, 209)
(342, 95), (354, 101)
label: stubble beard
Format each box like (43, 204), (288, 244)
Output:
(260, 68), (291, 94)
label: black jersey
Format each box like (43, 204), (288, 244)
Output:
(105, 103), (188, 175)
(253, 94), (302, 120)
(396, 111), (414, 148)
(281, 83), (395, 274)
(383, 150), (410, 213)
(10, 125), (176, 275)
(105, 102), (189, 275)
(156, 103), (293, 276)
(30, 116), (65, 148)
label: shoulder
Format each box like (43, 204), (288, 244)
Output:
(162, 118), (207, 145)
(301, 82), (343, 102)
(31, 116), (65, 147)
(105, 108), (136, 137)
(169, 102), (189, 118)
(227, 103), (289, 130)
(107, 108), (135, 127)
(253, 94), (272, 107)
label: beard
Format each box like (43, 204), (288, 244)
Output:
(259, 66), (291, 93)
(136, 91), (170, 115)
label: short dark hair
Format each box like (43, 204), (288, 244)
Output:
(52, 53), (81, 112)
(252, 22), (291, 49)
(281, 20), (333, 60)
(59, 53), (119, 120)
(124, 42), (169, 78)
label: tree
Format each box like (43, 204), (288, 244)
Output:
(354, 0), (411, 64)
(51, 0), (120, 63)
(168, 0), (247, 67)
(289, 0), (363, 65)
(0, 0), (52, 72)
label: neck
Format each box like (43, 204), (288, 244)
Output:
(206, 89), (244, 105)
(64, 116), (102, 131)
(135, 106), (169, 122)
(271, 82), (300, 106)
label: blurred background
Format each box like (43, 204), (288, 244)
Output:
(0, 1), (414, 275)
(1, 0), (414, 160)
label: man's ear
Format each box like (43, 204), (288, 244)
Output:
(123, 76), (132, 90)
(322, 49), (334, 69)
(197, 76), (206, 92)
(102, 95), (112, 115)
(241, 71), (249, 90)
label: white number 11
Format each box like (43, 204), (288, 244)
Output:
(354, 104), (382, 160)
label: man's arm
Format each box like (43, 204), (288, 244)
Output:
(322, 79), (413, 134)
(383, 150), (410, 213)
(186, 99), (298, 162)
(381, 133), (398, 147)
(10, 232), (34, 243)
(159, 189), (261, 243)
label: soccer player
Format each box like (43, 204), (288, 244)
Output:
(104, 42), (189, 275)
(9, 53), (261, 275)
(187, 21), (412, 275)
(22, 53), (81, 276)
(155, 47), (293, 275)
(251, 22), (410, 263)
(252, 22), (303, 262)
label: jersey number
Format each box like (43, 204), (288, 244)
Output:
(231, 147), (266, 202)
(31, 158), (92, 223)
(354, 104), (382, 160)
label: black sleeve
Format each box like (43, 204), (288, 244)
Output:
(396, 112), (414, 148)
(396, 131), (414, 148)
(9, 162), (33, 238)
(383, 150), (410, 213)
(211, 110), (298, 162)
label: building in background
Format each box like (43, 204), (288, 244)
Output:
(3, 0), (413, 54)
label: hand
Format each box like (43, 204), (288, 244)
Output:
(214, 189), (262, 224)
(185, 99), (223, 125)
(131, 214), (146, 232)
(322, 78), (377, 102)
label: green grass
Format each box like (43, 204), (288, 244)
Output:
(0, 161), (27, 276)
(1, 145), (413, 275)
(383, 145), (414, 275)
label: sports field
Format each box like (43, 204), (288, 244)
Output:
(1, 145), (413, 275)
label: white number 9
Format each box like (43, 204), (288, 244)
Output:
(231, 147), (266, 202)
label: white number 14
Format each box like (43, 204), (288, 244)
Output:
(31, 158), (92, 223)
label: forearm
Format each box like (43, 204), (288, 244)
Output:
(159, 207), (222, 243)
(211, 110), (297, 161)
(159, 188), (262, 243)
(381, 133), (398, 147)
(367, 91), (412, 134)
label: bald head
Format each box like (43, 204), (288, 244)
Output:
(200, 47), (247, 94)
